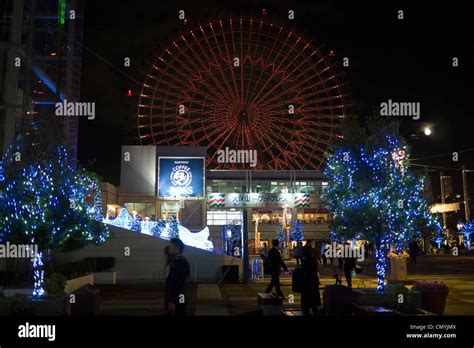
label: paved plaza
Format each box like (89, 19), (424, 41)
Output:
(96, 255), (474, 316)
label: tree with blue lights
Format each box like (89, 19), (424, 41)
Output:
(0, 142), (109, 296)
(323, 121), (440, 290)
(276, 224), (286, 247)
(168, 214), (180, 239)
(457, 220), (473, 250)
(222, 222), (242, 256)
(290, 219), (304, 242)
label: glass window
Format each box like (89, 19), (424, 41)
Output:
(207, 211), (242, 225)
(145, 203), (156, 218)
(135, 203), (146, 215)
(123, 203), (156, 219)
(271, 185), (281, 193)
(161, 202), (179, 220)
(252, 209), (275, 224)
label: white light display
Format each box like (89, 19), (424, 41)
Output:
(104, 208), (214, 251)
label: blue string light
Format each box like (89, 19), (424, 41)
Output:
(457, 220), (473, 250)
(323, 135), (441, 291)
(0, 144), (110, 296)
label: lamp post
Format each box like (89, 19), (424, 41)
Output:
(462, 166), (472, 222)
(282, 204), (291, 260)
(440, 172), (447, 229)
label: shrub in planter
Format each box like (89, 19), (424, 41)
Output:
(9, 295), (30, 315)
(43, 273), (67, 295)
(412, 281), (449, 315)
(31, 273), (71, 316)
(385, 283), (418, 314)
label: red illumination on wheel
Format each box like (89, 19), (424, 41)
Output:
(137, 18), (346, 170)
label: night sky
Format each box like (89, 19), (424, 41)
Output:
(78, 0), (474, 192)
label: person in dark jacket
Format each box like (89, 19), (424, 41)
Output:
(265, 239), (288, 298)
(165, 238), (191, 316)
(343, 244), (356, 288)
(300, 239), (321, 315)
(409, 240), (420, 264)
(294, 241), (303, 265)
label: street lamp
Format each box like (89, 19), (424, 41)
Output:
(424, 127), (432, 136)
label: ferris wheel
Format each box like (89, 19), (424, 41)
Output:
(137, 18), (346, 170)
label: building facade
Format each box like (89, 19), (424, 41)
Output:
(0, 0), (84, 157)
(102, 145), (331, 255)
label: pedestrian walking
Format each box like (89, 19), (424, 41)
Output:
(260, 242), (268, 258)
(343, 243), (356, 288)
(332, 244), (343, 285)
(300, 239), (321, 315)
(265, 239), (288, 298)
(165, 238), (191, 316)
(260, 242), (269, 275)
(320, 241), (327, 265)
(294, 241), (303, 265)
(409, 240), (419, 264)
(164, 246), (173, 277)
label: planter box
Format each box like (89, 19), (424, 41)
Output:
(352, 288), (421, 309)
(352, 304), (397, 316)
(0, 298), (10, 315)
(323, 285), (355, 315)
(258, 293), (283, 316)
(0, 295), (71, 316)
(93, 272), (116, 285)
(418, 290), (449, 315)
(282, 308), (305, 316)
(3, 288), (33, 298)
(64, 274), (94, 294)
(70, 284), (101, 316)
(352, 288), (389, 306)
(390, 258), (407, 281)
(29, 295), (71, 316)
(395, 309), (436, 316)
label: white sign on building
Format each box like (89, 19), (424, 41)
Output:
(209, 193), (310, 208)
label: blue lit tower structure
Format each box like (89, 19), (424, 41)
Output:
(0, 0), (84, 159)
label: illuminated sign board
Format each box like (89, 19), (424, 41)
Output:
(209, 193), (310, 208)
(429, 203), (460, 214)
(158, 157), (205, 199)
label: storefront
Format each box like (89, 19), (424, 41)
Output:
(102, 145), (331, 253)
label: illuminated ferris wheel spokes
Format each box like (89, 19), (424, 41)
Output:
(138, 18), (346, 170)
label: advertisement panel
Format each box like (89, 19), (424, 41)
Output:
(158, 157), (205, 198)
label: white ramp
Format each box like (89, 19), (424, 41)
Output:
(58, 226), (242, 282)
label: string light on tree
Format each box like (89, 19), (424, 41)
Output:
(290, 219), (304, 242)
(323, 135), (441, 291)
(457, 220), (473, 250)
(0, 143), (110, 296)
